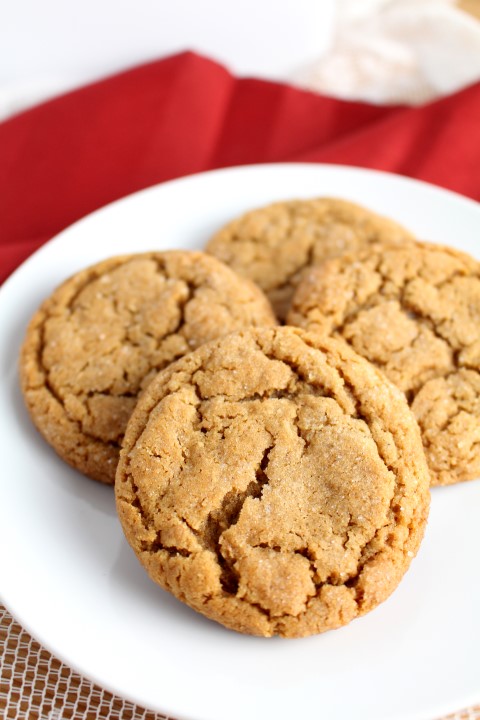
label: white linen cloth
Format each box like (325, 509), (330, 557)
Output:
(299, 0), (480, 104)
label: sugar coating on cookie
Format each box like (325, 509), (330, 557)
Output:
(116, 327), (430, 638)
(20, 251), (276, 484)
(288, 241), (480, 486)
(206, 198), (413, 320)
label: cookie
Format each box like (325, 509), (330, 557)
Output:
(206, 198), (413, 320)
(115, 327), (430, 638)
(288, 241), (480, 486)
(20, 251), (277, 484)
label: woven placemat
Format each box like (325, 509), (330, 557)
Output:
(1, 604), (478, 720)
(0, 605), (167, 720)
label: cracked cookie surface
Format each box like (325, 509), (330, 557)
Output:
(205, 198), (413, 320)
(288, 242), (480, 486)
(115, 327), (430, 638)
(20, 251), (276, 484)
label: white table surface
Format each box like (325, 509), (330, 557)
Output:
(0, 0), (335, 120)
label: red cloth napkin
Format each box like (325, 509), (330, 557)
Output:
(1, 51), (479, 283)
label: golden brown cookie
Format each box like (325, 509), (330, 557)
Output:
(288, 241), (480, 486)
(115, 327), (430, 638)
(20, 251), (276, 484)
(206, 198), (413, 320)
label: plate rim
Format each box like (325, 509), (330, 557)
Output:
(1, 161), (478, 299)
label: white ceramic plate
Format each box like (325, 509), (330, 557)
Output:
(1, 164), (479, 720)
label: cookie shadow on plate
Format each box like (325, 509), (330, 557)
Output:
(109, 539), (219, 631)
(9, 373), (117, 513)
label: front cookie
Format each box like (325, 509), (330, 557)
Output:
(116, 327), (430, 637)
(20, 251), (276, 484)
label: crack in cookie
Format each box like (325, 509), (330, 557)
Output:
(204, 445), (273, 595)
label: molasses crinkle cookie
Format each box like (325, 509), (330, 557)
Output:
(288, 241), (480, 486)
(20, 251), (277, 484)
(206, 198), (413, 320)
(115, 327), (430, 638)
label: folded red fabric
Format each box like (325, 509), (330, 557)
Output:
(1, 51), (479, 282)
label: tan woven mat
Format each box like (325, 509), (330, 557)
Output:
(0, 606), (167, 720)
(1, 604), (478, 720)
